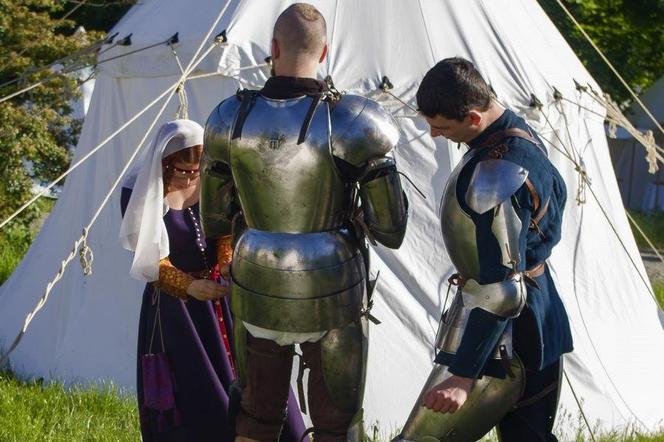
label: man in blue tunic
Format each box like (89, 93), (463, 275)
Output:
(395, 58), (573, 441)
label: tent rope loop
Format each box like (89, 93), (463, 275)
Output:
(78, 228), (94, 276)
(574, 158), (589, 205)
(577, 84), (663, 167)
(644, 130), (659, 174)
(175, 83), (189, 120)
(168, 35), (190, 120)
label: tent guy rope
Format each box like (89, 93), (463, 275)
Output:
(554, 0), (664, 139)
(0, 1), (234, 367)
(0, 33), (177, 105)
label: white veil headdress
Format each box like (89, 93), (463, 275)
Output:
(119, 119), (204, 282)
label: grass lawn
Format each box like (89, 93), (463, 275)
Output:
(0, 371), (139, 441)
(0, 227), (32, 285)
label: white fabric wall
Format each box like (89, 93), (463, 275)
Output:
(1, 0), (662, 437)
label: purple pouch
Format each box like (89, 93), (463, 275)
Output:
(141, 352), (176, 411)
(140, 289), (183, 431)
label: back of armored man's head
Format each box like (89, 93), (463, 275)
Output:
(273, 3), (327, 60)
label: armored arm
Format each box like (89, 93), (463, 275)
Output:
(358, 156), (408, 248)
(445, 159), (531, 379)
(200, 97), (241, 241)
(331, 96), (408, 249)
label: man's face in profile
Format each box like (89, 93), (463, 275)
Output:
(423, 113), (474, 144)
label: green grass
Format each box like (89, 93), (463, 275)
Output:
(655, 282), (664, 309)
(628, 210), (664, 251)
(1, 371), (663, 441)
(0, 227), (32, 285)
(0, 371), (139, 442)
(0, 198), (55, 285)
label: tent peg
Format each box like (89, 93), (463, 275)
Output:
(215, 29), (228, 44)
(552, 87), (563, 101)
(167, 32), (179, 46)
(529, 93), (543, 110)
(380, 75), (394, 92)
(118, 34), (132, 46)
(105, 32), (119, 45)
(573, 79), (587, 92)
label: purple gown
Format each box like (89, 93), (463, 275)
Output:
(121, 188), (307, 442)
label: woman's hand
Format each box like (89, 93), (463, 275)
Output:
(186, 279), (229, 301)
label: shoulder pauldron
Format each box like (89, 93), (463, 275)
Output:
(465, 159), (529, 214)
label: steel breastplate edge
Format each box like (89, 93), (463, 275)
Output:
(439, 153), (481, 280)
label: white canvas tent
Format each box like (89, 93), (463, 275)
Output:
(1, 0), (663, 437)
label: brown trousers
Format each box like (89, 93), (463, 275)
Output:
(236, 334), (357, 442)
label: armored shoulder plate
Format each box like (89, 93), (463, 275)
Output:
(330, 95), (400, 167)
(204, 95), (243, 164)
(465, 159), (529, 214)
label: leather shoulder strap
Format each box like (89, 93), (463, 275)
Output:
(482, 127), (550, 226)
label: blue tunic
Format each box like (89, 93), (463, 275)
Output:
(435, 109), (573, 378)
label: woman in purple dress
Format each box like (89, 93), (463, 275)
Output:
(119, 120), (306, 442)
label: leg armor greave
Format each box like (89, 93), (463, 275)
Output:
(310, 316), (369, 441)
(394, 356), (525, 442)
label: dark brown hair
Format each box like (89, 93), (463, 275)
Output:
(162, 144), (203, 190)
(416, 57), (492, 121)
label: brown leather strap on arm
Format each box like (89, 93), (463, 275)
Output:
(524, 177), (550, 233)
(152, 258), (193, 300)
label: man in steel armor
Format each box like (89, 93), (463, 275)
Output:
(395, 58), (572, 441)
(200, 4), (408, 441)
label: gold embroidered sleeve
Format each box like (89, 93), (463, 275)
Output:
(216, 235), (233, 266)
(152, 258), (192, 300)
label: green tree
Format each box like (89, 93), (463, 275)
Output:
(538, 0), (664, 105)
(0, 0), (131, 231)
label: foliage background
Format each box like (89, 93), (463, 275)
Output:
(537, 0), (664, 105)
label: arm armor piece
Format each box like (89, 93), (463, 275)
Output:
(200, 96), (242, 238)
(359, 157), (408, 249)
(200, 154), (234, 238)
(461, 274), (527, 319)
(331, 95), (400, 168)
(465, 159), (528, 215)
(462, 158), (529, 318)
(466, 158), (529, 269)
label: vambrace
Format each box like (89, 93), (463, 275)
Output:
(358, 157), (408, 249)
(200, 153), (235, 239)
(461, 273), (527, 319)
